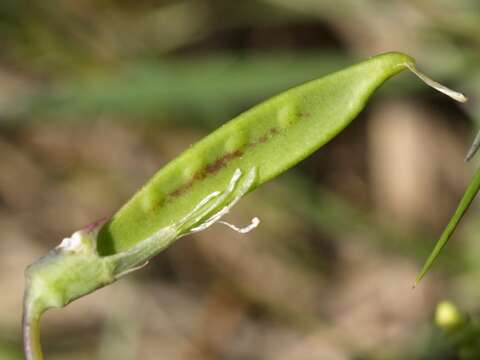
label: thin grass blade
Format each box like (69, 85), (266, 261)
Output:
(416, 168), (480, 284)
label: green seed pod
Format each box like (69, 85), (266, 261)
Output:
(97, 52), (419, 255)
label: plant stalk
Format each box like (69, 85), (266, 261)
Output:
(23, 294), (44, 360)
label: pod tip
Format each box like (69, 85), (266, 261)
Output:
(405, 63), (467, 103)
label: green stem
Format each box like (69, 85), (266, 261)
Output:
(22, 295), (44, 360)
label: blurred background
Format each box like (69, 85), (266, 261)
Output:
(1, 0), (480, 359)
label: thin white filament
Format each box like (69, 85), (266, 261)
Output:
(405, 63), (475, 159)
(405, 63), (467, 103)
(177, 190), (221, 226)
(190, 176), (250, 232)
(218, 217), (260, 234)
(181, 168), (243, 230)
(187, 168), (259, 235)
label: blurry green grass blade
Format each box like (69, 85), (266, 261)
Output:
(9, 51), (469, 128)
(19, 52), (350, 124)
(416, 168), (480, 284)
